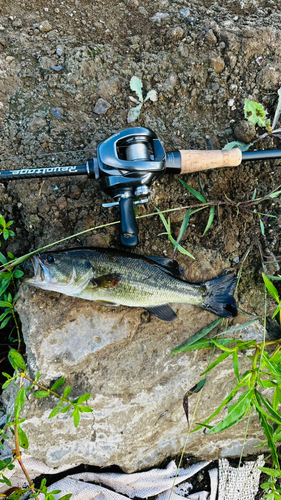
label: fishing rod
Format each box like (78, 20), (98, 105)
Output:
(1, 127), (281, 247)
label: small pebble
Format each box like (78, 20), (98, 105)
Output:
(233, 256), (240, 264)
(179, 8), (190, 18)
(150, 12), (169, 21)
(39, 20), (53, 32)
(51, 107), (63, 119)
(51, 64), (64, 72)
(93, 98), (111, 115)
(56, 47), (64, 56)
(188, 17), (197, 24)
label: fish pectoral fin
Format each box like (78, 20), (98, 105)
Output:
(145, 304), (178, 322)
(90, 273), (121, 289)
(95, 300), (120, 306)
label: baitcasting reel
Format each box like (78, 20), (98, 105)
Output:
(1, 127), (281, 247)
(96, 128), (167, 246)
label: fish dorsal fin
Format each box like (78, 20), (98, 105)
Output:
(90, 273), (121, 289)
(145, 304), (178, 322)
(145, 256), (184, 277)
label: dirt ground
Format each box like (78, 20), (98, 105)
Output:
(0, 0), (280, 287)
(0, 0), (281, 317)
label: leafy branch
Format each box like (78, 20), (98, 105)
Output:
(224, 87), (281, 151)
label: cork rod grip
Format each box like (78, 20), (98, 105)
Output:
(179, 149), (242, 174)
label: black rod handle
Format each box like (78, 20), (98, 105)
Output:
(119, 197), (139, 247)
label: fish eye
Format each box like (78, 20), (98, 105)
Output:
(47, 255), (55, 263)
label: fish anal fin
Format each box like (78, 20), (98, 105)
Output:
(145, 304), (177, 322)
(91, 273), (121, 289)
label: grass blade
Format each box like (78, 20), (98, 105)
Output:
(176, 209), (191, 246)
(213, 317), (261, 338)
(179, 179), (207, 203)
(203, 205), (215, 236)
(171, 317), (223, 353)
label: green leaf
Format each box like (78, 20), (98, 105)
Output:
(244, 98), (269, 127)
(273, 386), (281, 411)
(233, 350), (240, 381)
(51, 376), (65, 391)
(49, 402), (63, 419)
(0, 310), (11, 321)
(2, 475), (12, 486)
(2, 379), (12, 389)
(0, 280), (11, 296)
(127, 103), (143, 123)
(179, 179), (207, 202)
(33, 390), (50, 398)
(0, 459), (9, 470)
(272, 88), (281, 130)
(13, 269), (24, 279)
(0, 300), (12, 308)
(60, 404), (72, 413)
(223, 141), (253, 152)
(254, 397), (281, 426)
(268, 189), (281, 199)
(201, 351), (232, 375)
(144, 89), (157, 102)
(63, 385), (71, 398)
(172, 337), (234, 353)
(171, 317), (223, 353)
(0, 215), (6, 228)
(77, 393), (91, 405)
(176, 209), (191, 247)
(272, 303), (281, 319)
(259, 216), (265, 236)
(78, 406), (93, 413)
(258, 392), (281, 424)
(212, 317), (261, 338)
(58, 494), (73, 500)
(130, 76), (143, 102)
(8, 349), (26, 371)
(17, 424), (29, 449)
(168, 235), (195, 259)
(203, 205), (215, 236)
(207, 389), (253, 434)
(194, 372), (252, 431)
(0, 252), (7, 264)
(259, 467), (281, 478)
(156, 209), (170, 233)
(72, 407), (80, 428)
(0, 315), (11, 329)
(15, 387), (26, 419)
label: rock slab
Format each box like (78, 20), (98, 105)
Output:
(2, 283), (266, 472)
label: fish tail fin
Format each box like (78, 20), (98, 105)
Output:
(201, 274), (237, 318)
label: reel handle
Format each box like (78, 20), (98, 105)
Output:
(119, 197), (139, 247)
(179, 148), (242, 174)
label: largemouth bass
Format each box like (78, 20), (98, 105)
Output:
(24, 248), (237, 321)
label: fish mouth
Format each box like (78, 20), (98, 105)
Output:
(24, 255), (52, 285)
